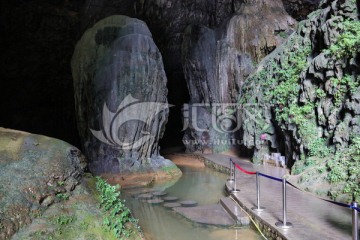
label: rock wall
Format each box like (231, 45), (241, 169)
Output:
(181, 0), (296, 153)
(1, 0), (321, 149)
(78, 0), (321, 147)
(282, 0), (322, 20)
(239, 0), (359, 201)
(81, 0), (320, 72)
(72, 15), (174, 174)
(0, 128), (86, 240)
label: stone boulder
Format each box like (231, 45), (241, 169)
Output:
(181, 0), (296, 153)
(71, 15), (177, 175)
(0, 128), (86, 240)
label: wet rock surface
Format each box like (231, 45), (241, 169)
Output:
(0, 128), (86, 240)
(163, 202), (181, 208)
(72, 15), (176, 174)
(163, 196), (179, 202)
(179, 200), (198, 207)
(181, 0), (296, 153)
(173, 204), (237, 226)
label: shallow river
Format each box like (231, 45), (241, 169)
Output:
(124, 166), (261, 240)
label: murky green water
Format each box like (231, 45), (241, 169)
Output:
(124, 166), (261, 240)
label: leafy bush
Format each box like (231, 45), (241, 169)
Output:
(52, 215), (76, 225)
(327, 137), (360, 201)
(328, 20), (360, 59)
(308, 138), (331, 158)
(95, 177), (138, 239)
(56, 193), (69, 201)
(329, 75), (359, 107)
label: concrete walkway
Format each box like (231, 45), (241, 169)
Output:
(203, 154), (359, 240)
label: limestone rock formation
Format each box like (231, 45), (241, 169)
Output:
(72, 15), (177, 175)
(282, 0), (321, 20)
(81, 0), (319, 72)
(0, 128), (86, 240)
(181, 0), (296, 153)
(239, 0), (359, 201)
(1, 0), (321, 148)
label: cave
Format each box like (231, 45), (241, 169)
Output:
(1, 0), (360, 239)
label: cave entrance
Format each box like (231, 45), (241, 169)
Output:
(159, 71), (189, 152)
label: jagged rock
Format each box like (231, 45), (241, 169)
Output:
(239, 0), (359, 201)
(11, 175), (143, 240)
(0, 128), (86, 240)
(181, 0), (296, 153)
(282, 0), (321, 20)
(239, 0), (358, 164)
(72, 15), (178, 175)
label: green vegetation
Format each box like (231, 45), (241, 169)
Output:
(56, 193), (70, 201)
(238, 5), (360, 202)
(258, 37), (325, 156)
(79, 220), (90, 230)
(95, 176), (139, 239)
(328, 20), (360, 59)
(264, 43), (311, 106)
(52, 214), (76, 225)
(21, 175), (137, 240)
(307, 138), (331, 158)
(327, 137), (360, 201)
(57, 181), (65, 186)
(161, 165), (179, 176)
(329, 75), (359, 107)
(276, 31), (288, 39)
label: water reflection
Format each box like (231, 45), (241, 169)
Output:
(124, 166), (261, 240)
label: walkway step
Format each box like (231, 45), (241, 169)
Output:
(220, 197), (250, 226)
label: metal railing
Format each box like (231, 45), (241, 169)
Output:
(227, 158), (359, 239)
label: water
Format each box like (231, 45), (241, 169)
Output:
(124, 166), (261, 240)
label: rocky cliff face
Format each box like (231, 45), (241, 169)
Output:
(239, 0), (359, 201)
(78, 0), (321, 148)
(0, 128), (86, 240)
(181, 0), (296, 153)
(72, 15), (177, 174)
(81, 0), (320, 72)
(282, 0), (322, 20)
(1, 0), (321, 150)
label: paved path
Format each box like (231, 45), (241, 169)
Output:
(203, 154), (359, 240)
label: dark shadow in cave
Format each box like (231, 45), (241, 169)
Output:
(159, 70), (190, 151)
